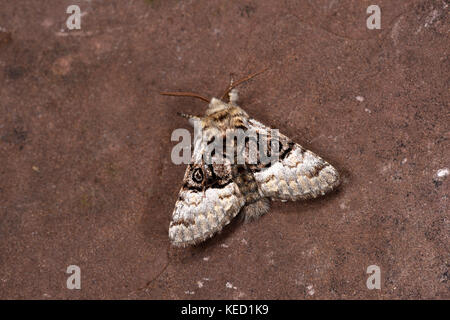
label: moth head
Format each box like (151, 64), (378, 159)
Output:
(160, 67), (268, 120)
(206, 97), (230, 115)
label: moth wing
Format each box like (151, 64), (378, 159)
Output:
(169, 133), (245, 247)
(248, 119), (340, 201)
(169, 175), (245, 247)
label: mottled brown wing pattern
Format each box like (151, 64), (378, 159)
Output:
(169, 148), (245, 247)
(247, 119), (340, 201)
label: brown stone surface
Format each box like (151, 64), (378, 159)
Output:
(0, 0), (448, 299)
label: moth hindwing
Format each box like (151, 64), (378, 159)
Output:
(165, 85), (340, 247)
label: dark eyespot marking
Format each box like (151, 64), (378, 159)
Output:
(280, 142), (295, 160)
(192, 168), (204, 183)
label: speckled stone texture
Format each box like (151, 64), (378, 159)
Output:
(0, 0), (448, 299)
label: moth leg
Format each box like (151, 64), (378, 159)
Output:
(176, 112), (202, 126)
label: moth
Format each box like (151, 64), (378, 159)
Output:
(162, 70), (340, 247)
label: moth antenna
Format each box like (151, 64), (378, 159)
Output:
(160, 91), (210, 103)
(220, 67), (269, 100)
(176, 112), (199, 119)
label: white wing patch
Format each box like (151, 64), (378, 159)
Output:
(169, 182), (245, 247)
(248, 119), (340, 201)
(254, 147), (340, 200)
